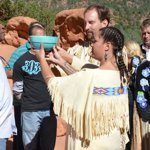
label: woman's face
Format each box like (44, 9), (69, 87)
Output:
(90, 34), (106, 61)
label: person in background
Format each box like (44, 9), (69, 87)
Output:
(5, 22), (45, 79)
(5, 22), (46, 150)
(135, 59), (150, 150)
(125, 40), (144, 90)
(0, 57), (17, 150)
(123, 40), (144, 150)
(13, 23), (57, 150)
(135, 18), (150, 150)
(35, 26), (129, 150)
(140, 18), (150, 61)
(55, 4), (111, 73)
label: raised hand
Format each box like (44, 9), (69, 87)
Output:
(34, 43), (46, 62)
(45, 46), (66, 66)
(55, 46), (73, 64)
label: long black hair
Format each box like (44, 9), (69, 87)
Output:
(99, 26), (129, 86)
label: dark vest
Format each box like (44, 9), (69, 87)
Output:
(140, 44), (146, 58)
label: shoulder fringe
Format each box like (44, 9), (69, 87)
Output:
(68, 44), (99, 65)
(48, 78), (129, 145)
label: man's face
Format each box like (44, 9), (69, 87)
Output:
(84, 9), (108, 39)
(141, 26), (150, 48)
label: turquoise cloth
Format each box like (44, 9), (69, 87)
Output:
(5, 42), (30, 70)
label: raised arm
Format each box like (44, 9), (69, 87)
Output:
(35, 45), (77, 83)
(51, 46), (77, 75)
(35, 46), (54, 84)
(59, 61), (77, 75)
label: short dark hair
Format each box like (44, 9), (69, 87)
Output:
(84, 4), (110, 24)
(140, 18), (150, 29)
(28, 21), (45, 36)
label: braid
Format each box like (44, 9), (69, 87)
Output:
(116, 54), (129, 87)
(114, 32), (129, 87)
(99, 27), (129, 87)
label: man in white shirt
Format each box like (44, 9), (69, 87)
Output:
(140, 18), (150, 60)
(0, 57), (16, 150)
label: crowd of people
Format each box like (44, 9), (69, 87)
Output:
(0, 3), (150, 150)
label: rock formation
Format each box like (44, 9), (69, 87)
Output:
(0, 16), (37, 62)
(4, 16), (37, 47)
(53, 8), (85, 50)
(0, 24), (5, 42)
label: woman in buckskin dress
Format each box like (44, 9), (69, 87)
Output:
(35, 26), (129, 150)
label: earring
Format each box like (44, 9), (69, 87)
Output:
(105, 51), (107, 61)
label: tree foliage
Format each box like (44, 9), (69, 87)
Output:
(0, 0), (149, 43)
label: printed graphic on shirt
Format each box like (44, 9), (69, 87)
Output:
(22, 60), (41, 75)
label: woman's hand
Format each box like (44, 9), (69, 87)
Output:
(56, 46), (73, 64)
(46, 46), (66, 66)
(33, 43), (55, 83)
(34, 43), (46, 62)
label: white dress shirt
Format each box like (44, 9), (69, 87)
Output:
(0, 59), (17, 138)
(142, 45), (150, 61)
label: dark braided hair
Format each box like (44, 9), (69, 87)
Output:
(99, 26), (129, 87)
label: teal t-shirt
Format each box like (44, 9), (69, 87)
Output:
(5, 41), (30, 106)
(5, 41), (30, 70)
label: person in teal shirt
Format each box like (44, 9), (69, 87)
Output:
(5, 22), (44, 78)
(6, 22), (45, 150)
(5, 42), (30, 78)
